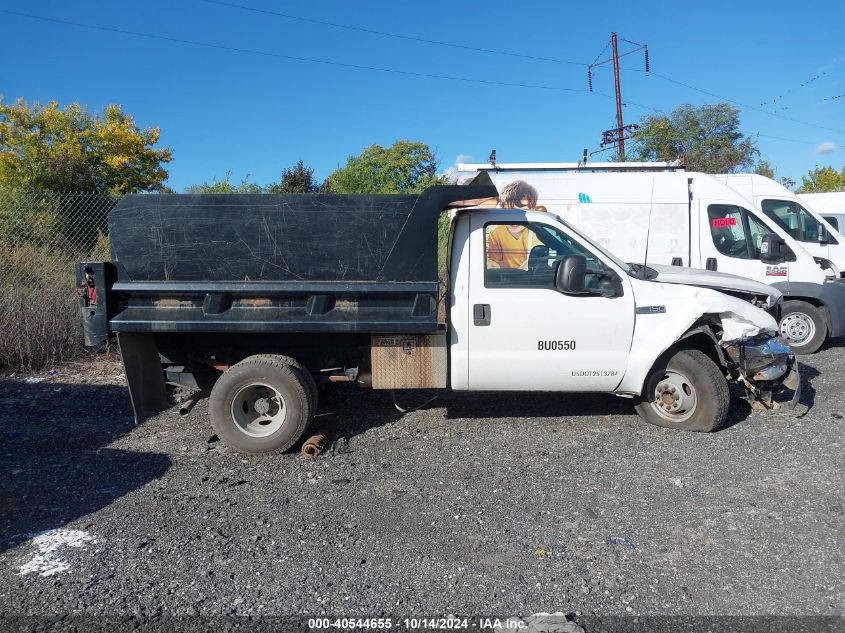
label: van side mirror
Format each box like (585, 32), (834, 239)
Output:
(760, 234), (786, 263)
(818, 222), (828, 244)
(555, 255), (587, 294)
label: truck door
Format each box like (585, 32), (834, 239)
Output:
(698, 201), (792, 283)
(467, 213), (635, 391)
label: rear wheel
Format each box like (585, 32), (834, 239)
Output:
(249, 354), (318, 413)
(779, 300), (826, 355)
(209, 355), (313, 454)
(634, 349), (729, 433)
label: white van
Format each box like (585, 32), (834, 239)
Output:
(798, 192), (845, 235)
(717, 174), (844, 278)
(458, 162), (845, 354)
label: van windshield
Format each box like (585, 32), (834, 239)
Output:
(761, 199), (819, 242)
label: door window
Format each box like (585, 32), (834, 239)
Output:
(708, 205), (752, 258)
(761, 199), (819, 242)
(746, 211), (773, 259)
(484, 221), (607, 289)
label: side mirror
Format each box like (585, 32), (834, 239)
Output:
(555, 255), (587, 294)
(818, 222), (828, 244)
(760, 234), (786, 263)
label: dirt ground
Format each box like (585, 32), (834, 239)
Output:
(0, 347), (843, 631)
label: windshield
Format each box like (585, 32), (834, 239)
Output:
(761, 198), (819, 242)
(552, 214), (636, 274)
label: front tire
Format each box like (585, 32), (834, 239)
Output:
(209, 355), (313, 454)
(634, 349), (729, 433)
(779, 300), (826, 354)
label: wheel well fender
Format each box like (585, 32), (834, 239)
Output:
(617, 321), (726, 396)
(781, 296), (831, 333)
(669, 326), (726, 370)
(770, 281), (832, 333)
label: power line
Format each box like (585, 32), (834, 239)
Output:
(648, 71), (845, 134)
(0, 9), (592, 93)
(755, 133), (825, 146)
(201, 0), (588, 67)
(202, 1), (844, 134)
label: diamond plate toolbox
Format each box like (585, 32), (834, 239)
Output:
(370, 333), (447, 389)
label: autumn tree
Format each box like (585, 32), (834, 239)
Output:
(266, 160), (321, 193)
(324, 141), (444, 194)
(0, 98), (171, 194)
(797, 165), (845, 193)
(630, 103), (758, 173)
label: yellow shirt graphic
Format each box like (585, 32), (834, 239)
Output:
(486, 225), (538, 269)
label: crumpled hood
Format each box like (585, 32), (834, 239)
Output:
(649, 264), (782, 307)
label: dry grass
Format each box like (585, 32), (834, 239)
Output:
(0, 245), (96, 371)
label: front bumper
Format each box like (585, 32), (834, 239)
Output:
(725, 336), (801, 410)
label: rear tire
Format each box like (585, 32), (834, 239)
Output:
(209, 355), (313, 454)
(249, 354), (318, 413)
(634, 349), (729, 433)
(779, 300), (826, 355)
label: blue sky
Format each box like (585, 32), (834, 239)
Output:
(2, 0), (843, 191)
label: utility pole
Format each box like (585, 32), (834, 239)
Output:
(611, 32), (625, 160)
(588, 34), (649, 161)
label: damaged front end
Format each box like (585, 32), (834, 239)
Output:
(723, 335), (801, 411)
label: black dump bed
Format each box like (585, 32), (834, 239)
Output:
(80, 179), (497, 341)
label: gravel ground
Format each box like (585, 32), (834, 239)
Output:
(0, 345), (843, 630)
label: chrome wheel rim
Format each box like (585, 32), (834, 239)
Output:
(779, 312), (815, 346)
(650, 370), (697, 422)
(230, 383), (286, 438)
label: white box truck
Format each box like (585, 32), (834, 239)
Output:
(78, 181), (799, 453)
(458, 162), (845, 354)
(798, 192), (845, 235)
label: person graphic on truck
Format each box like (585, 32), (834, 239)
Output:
(485, 181), (548, 269)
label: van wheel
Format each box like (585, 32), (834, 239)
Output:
(208, 355), (313, 454)
(779, 300), (826, 354)
(634, 349), (729, 432)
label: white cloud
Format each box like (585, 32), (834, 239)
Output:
(815, 141), (836, 155)
(440, 153), (473, 183)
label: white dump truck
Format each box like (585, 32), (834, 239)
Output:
(77, 178), (799, 454)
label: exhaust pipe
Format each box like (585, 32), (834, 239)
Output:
(179, 391), (208, 417)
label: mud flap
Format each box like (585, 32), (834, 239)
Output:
(118, 332), (167, 424)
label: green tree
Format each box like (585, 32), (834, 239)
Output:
(266, 160), (320, 193)
(796, 165), (845, 193)
(324, 140), (444, 194)
(754, 160), (775, 179)
(0, 98), (171, 194)
(630, 103), (758, 173)
(185, 171), (263, 194)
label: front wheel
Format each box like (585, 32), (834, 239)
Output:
(634, 349), (729, 432)
(208, 355), (313, 454)
(779, 300), (826, 355)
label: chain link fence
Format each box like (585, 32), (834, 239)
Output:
(0, 190), (118, 370)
